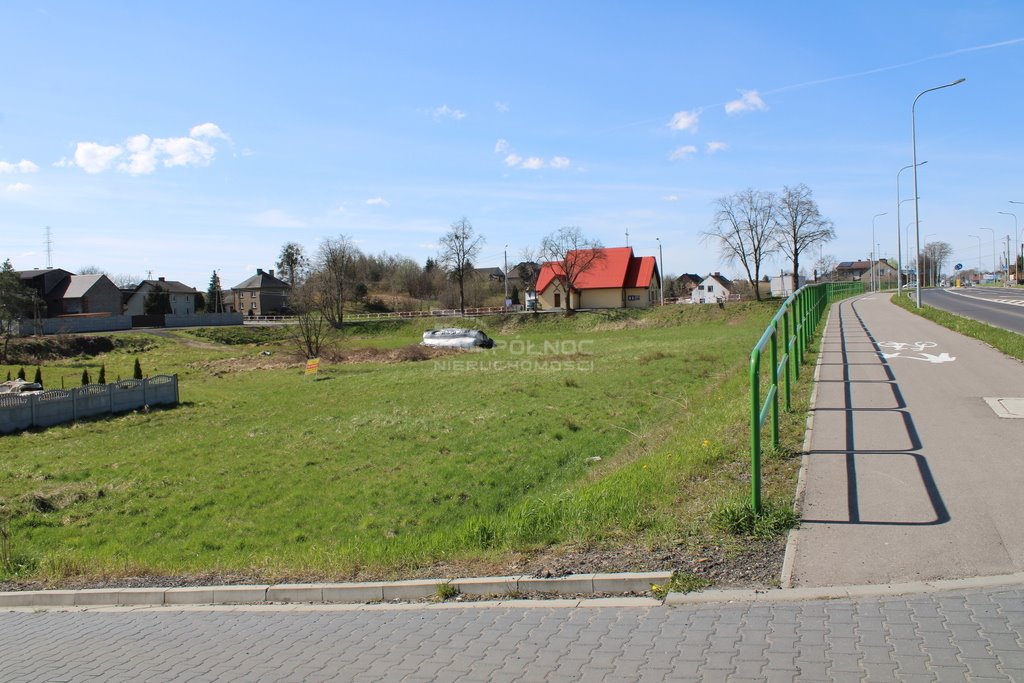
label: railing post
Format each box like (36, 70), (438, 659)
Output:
(770, 324), (780, 450)
(750, 349), (762, 513)
(782, 308), (791, 412)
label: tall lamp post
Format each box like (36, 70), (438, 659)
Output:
(898, 196), (918, 291)
(912, 78), (966, 307)
(872, 212), (888, 292)
(999, 208), (1020, 283)
(969, 234), (982, 282)
(897, 161), (926, 296)
(979, 227), (996, 282)
(655, 237), (664, 305)
(503, 244), (509, 307)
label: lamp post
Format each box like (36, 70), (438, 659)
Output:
(979, 227), (996, 282)
(898, 196), (918, 291)
(912, 78), (966, 307)
(969, 234), (982, 282)
(655, 237), (664, 305)
(897, 161), (926, 296)
(871, 213), (887, 292)
(503, 244), (509, 307)
(998, 209), (1020, 284)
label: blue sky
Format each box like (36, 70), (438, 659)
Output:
(3, 1), (1023, 289)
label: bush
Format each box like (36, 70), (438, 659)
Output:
(98, 364), (106, 384)
(81, 369), (90, 386)
(133, 358), (143, 380)
(33, 367), (42, 388)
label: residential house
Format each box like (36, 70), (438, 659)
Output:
(124, 277), (199, 316)
(16, 269), (122, 317)
(59, 274), (123, 315)
(770, 273), (807, 298)
(535, 247), (661, 310)
(231, 269), (291, 316)
(691, 273), (734, 304)
(672, 273), (703, 298)
(837, 259), (899, 287)
(473, 267), (505, 283)
(16, 268), (74, 317)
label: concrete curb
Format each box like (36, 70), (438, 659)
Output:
(666, 571), (1024, 605)
(0, 571), (673, 609)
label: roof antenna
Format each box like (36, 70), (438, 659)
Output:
(625, 227), (630, 247)
(45, 226), (53, 268)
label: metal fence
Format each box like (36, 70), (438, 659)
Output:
(748, 282), (863, 511)
(0, 374), (179, 435)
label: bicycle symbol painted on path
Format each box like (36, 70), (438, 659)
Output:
(875, 341), (956, 364)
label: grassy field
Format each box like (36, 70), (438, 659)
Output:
(1, 303), (812, 585)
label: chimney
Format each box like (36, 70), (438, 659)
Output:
(158, 277), (165, 282)
(269, 269), (274, 278)
(714, 271), (721, 277)
(256, 268), (265, 275)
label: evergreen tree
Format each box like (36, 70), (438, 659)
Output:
(81, 368), (90, 385)
(206, 271), (223, 314)
(5, 370), (10, 381)
(33, 367), (42, 388)
(98, 364), (106, 384)
(511, 286), (520, 306)
(17, 367), (25, 380)
(133, 358), (143, 380)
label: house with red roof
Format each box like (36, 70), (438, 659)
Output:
(534, 247), (661, 311)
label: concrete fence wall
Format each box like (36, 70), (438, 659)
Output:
(32, 315), (134, 335)
(166, 312), (243, 328)
(0, 374), (179, 435)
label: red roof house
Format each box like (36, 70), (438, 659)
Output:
(535, 247), (661, 310)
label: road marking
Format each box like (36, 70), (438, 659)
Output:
(876, 341), (956, 364)
(944, 289), (1024, 307)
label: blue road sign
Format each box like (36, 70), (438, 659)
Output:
(955, 263), (963, 271)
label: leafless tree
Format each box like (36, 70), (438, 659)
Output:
(921, 241), (953, 287)
(111, 273), (142, 289)
(814, 254), (839, 281)
(539, 226), (605, 315)
(702, 189), (778, 301)
(314, 235), (360, 328)
(438, 217), (485, 314)
(286, 281), (330, 359)
(773, 184), (835, 292)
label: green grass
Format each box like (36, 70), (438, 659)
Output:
(891, 292), (1024, 361)
(0, 303), (814, 585)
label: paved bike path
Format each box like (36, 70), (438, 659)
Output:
(787, 294), (1024, 588)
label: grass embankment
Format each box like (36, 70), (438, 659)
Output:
(891, 292), (1024, 361)
(1, 303), (813, 586)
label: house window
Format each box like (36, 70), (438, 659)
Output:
(707, 285), (714, 292)
(251, 302), (257, 309)
(251, 291), (256, 298)
(554, 292), (561, 307)
(698, 285), (705, 291)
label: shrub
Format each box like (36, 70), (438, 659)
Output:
(98, 364), (106, 384)
(17, 367), (26, 381)
(33, 367), (43, 388)
(133, 358), (143, 380)
(81, 369), (90, 386)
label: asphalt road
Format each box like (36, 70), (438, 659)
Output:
(918, 287), (1024, 334)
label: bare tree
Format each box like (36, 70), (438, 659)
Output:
(814, 254), (838, 281)
(539, 226), (605, 315)
(438, 217), (485, 314)
(922, 241), (952, 287)
(111, 273), (141, 289)
(276, 242), (309, 287)
(702, 189), (778, 301)
(286, 281), (330, 359)
(773, 184), (835, 292)
(314, 235), (360, 328)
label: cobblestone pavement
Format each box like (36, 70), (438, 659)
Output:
(2, 586), (1023, 681)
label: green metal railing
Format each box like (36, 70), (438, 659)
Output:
(748, 281), (863, 512)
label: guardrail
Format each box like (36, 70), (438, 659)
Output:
(748, 281), (863, 511)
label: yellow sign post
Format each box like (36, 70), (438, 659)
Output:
(305, 358), (320, 377)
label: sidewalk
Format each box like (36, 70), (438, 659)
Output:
(787, 293), (1024, 588)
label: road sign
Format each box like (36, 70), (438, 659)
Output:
(955, 263), (963, 271)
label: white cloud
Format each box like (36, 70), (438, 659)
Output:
(725, 90), (767, 115)
(667, 109), (700, 132)
(366, 197), (390, 207)
(432, 105), (466, 121)
(190, 122), (230, 140)
(549, 156), (571, 169)
(494, 138), (510, 154)
(74, 142), (124, 173)
(663, 195), (679, 202)
(496, 140), (570, 170)
(706, 141), (729, 154)
(0, 159), (39, 174)
(520, 157), (545, 170)
(495, 101), (509, 113)
(669, 145), (698, 161)
(504, 153), (522, 167)
(62, 123), (230, 175)
(250, 209), (305, 228)
(5, 182), (31, 193)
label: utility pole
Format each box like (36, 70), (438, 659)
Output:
(656, 237), (664, 305)
(503, 245), (509, 309)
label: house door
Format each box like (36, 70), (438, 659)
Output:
(554, 292), (561, 308)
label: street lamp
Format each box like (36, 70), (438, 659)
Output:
(998, 209), (1020, 283)
(655, 237), (664, 305)
(979, 227), (996, 281)
(503, 244), (509, 307)
(897, 161), (926, 295)
(912, 77), (966, 307)
(872, 213), (888, 292)
(969, 234), (982, 282)
(898, 197), (918, 291)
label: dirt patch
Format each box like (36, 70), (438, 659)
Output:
(7, 335), (153, 363)
(325, 344), (460, 364)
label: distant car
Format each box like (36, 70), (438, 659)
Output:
(421, 328), (495, 349)
(0, 380), (44, 394)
